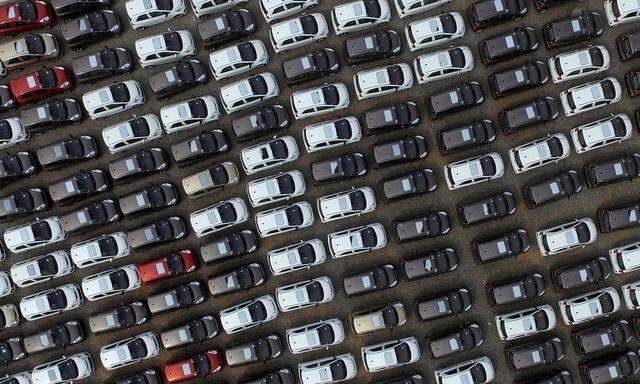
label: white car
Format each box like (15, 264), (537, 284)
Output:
(209, 40), (269, 80)
(10, 251), (73, 288)
(135, 30), (196, 68)
(331, 0), (391, 35)
(303, 117), (361, 153)
(509, 133), (570, 174)
(102, 114), (163, 154)
(270, 13), (329, 53)
(268, 239), (327, 275)
(570, 113), (632, 153)
(219, 295), (278, 334)
(20, 284), (83, 321)
(1, 373), (30, 384)
(240, 135), (299, 175)
(32, 353), (94, 384)
(495, 305), (556, 341)
(548, 46), (610, 84)
(299, 354), (357, 384)
(622, 280), (640, 309)
(328, 223), (387, 258)
(434, 357), (495, 384)
(0, 117), (28, 150)
(354, 63), (413, 100)
(246, 170), (306, 207)
(317, 187), (376, 223)
(290, 83), (350, 119)
(609, 240), (640, 274)
(189, 197), (249, 238)
(0, 271), (13, 297)
(361, 337), (420, 372)
(394, 0), (451, 18)
(0, 304), (19, 329)
(414, 46), (474, 84)
(605, 0), (640, 25)
(191, 0), (249, 18)
(81, 264), (142, 302)
(276, 276), (334, 312)
(255, 201), (315, 238)
(444, 152), (504, 190)
(126, 0), (186, 29)
(536, 217), (598, 256)
(261, 0), (318, 22)
(286, 318), (345, 354)
(219, 72), (279, 114)
(160, 95), (220, 133)
(560, 77), (622, 116)
(70, 232), (132, 268)
(4, 216), (66, 254)
(558, 287), (620, 325)
(405, 12), (465, 52)
(82, 81), (145, 120)
(100, 332), (160, 370)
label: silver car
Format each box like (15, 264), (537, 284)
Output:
(161, 314), (218, 349)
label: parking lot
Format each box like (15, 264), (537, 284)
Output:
(2, 0), (640, 381)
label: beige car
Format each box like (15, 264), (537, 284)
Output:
(0, 33), (59, 71)
(351, 302), (407, 334)
(182, 162), (239, 198)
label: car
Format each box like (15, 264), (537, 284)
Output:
(23, 320), (83, 355)
(62, 199), (119, 236)
(127, 216), (186, 249)
(20, 98), (82, 132)
(276, 276), (334, 312)
(118, 182), (177, 216)
(70, 232), (131, 268)
(427, 323), (483, 360)
(522, 170), (582, 208)
(414, 46), (474, 85)
(402, 248), (457, 280)
(500, 97), (559, 135)
(225, 335), (282, 366)
(0, 33), (59, 71)
(147, 281), (205, 314)
(4, 216), (66, 254)
(72, 46), (132, 83)
(509, 133), (570, 174)
(312, 152), (367, 183)
(270, 13), (328, 53)
(189, 197), (249, 238)
(622, 280), (640, 309)
(283, 48), (340, 86)
(161, 315), (218, 349)
(232, 105), (289, 141)
(256, 201), (314, 238)
(362, 337), (420, 372)
(0, 1), (54, 36)
(495, 305), (556, 340)
(472, 228), (531, 264)
(149, 60), (208, 99)
(111, 369), (161, 384)
(560, 77), (622, 116)
(548, 46), (610, 84)
(10, 67), (73, 105)
(220, 72), (279, 113)
(89, 301), (148, 334)
(354, 63), (413, 100)
(2, 373), (31, 384)
(343, 264), (397, 296)
(558, 287), (620, 325)
(488, 61), (548, 99)
(135, 30), (195, 68)
(101, 115), (162, 155)
(405, 12), (465, 52)
(0, 85), (15, 112)
(543, 11), (603, 49)
(164, 350), (223, 383)
(19, 284), (83, 321)
(332, 0), (390, 36)
(0, 188), (47, 220)
(36, 135), (96, 169)
(425, 81), (484, 120)
(532, 0), (570, 11)
(437, 119), (495, 155)
(108, 147), (168, 182)
(303, 117), (361, 153)
(0, 117), (28, 150)
(416, 288), (471, 321)
(372, 135), (427, 167)
(571, 114), (632, 153)
(395, 0), (451, 18)
(268, 239), (326, 275)
(61, 10), (121, 48)
(572, 320), (632, 355)
(137, 249), (197, 283)
(81, 264), (142, 302)
(198, 9), (255, 49)
(351, 302), (407, 335)
(505, 337), (564, 371)
(458, 192), (516, 227)
(395, 211), (450, 242)
(625, 69), (640, 96)
(0, 271), (12, 297)
(200, 230), (257, 263)
(241, 135), (298, 175)
(317, 186), (376, 223)
(208, 263), (265, 296)
(219, 294), (278, 334)
(328, 223), (386, 258)
(260, 0), (318, 22)
(433, 356), (494, 384)
(161, 96), (220, 134)
(51, 0), (110, 18)
(536, 217), (598, 256)
(10, 251), (73, 288)
(580, 350), (639, 384)
(173, 131), (229, 166)
(246, 170), (304, 208)
(344, 29), (401, 65)
(100, 332), (160, 370)
(298, 354), (357, 384)
(0, 151), (36, 182)
(182, 163), (238, 198)
(444, 152), (504, 190)
(468, 0), (527, 30)
(609, 240), (640, 273)
(382, 168), (436, 201)
(286, 318), (345, 354)
(0, 304), (18, 330)
(584, 153), (640, 188)
(363, 102), (419, 135)
(617, 29), (640, 61)
(190, 0), (248, 17)
(291, 83), (350, 120)
(487, 274), (544, 307)
(598, 203), (640, 232)
(478, 26), (539, 65)
(209, 40), (268, 81)
(82, 80), (145, 120)
(126, 0), (186, 29)
(31, 353), (94, 384)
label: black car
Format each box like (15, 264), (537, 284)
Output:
(617, 29), (640, 61)
(522, 170), (582, 208)
(550, 256), (611, 292)
(572, 320), (632, 355)
(499, 96), (558, 134)
(61, 10), (121, 49)
(312, 152), (367, 183)
(533, 0), (570, 11)
(232, 105), (288, 141)
(198, 9), (255, 48)
(542, 11), (603, 49)
(468, 0), (527, 30)
(395, 211), (450, 242)
(416, 288), (472, 321)
(371, 135), (427, 167)
(201, 230), (258, 263)
(486, 273), (545, 306)
(344, 29), (401, 65)
(488, 61), (549, 98)
(514, 370), (572, 384)
(624, 69), (640, 97)
(381, 168), (436, 200)
(71, 47), (132, 83)
(425, 81), (484, 120)
(506, 337), (564, 371)
(283, 48), (340, 86)
(0, 152), (37, 182)
(584, 154), (640, 188)
(427, 323), (484, 359)
(20, 98), (82, 131)
(580, 350), (639, 384)
(457, 191), (516, 226)
(364, 102), (419, 135)
(0, 85), (16, 112)
(149, 60), (208, 99)
(51, 0), (110, 18)
(36, 135), (96, 169)
(598, 203), (640, 232)
(437, 119), (496, 155)
(0, 188), (48, 220)
(0, 337), (25, 365)
(170, 129), (229, 164)
(472, 228), (531, 264)
(478, 26), (539, 65)
(402, 248), (458, 280)
(243, 368), (295, 384)
(372, 373), (424, 384)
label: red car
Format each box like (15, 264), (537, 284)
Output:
(165, 350), (223, 383)
(0, 1), (54, 36)
(137, 249), (198, 283)
(9, 67), (73, 105)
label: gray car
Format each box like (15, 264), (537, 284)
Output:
(395, 211), (450, 242)
(402, 248), (458, 280)
(149, 60), (208, 99)
(200, 230), (258, 263)
(225, 335), (282, 367)
(48, 169), (109, 204)
(343, 264), (397, 296)
(427, 322), (484, 359)
(572, 320), (632, 355)
(147, 281), (205, 314)
(37, 135), (96, 169)
(232, 105), (289, 141)
(505, 337), (564, 371)
(486, 273), (545, 307)
(382, 168), (436, 200)
(371, 135), (427, 167)
(89, 301), (149, 334)
(161, 314), (218, 349)
(312, 152), (367, 183)
(241, 368), (295, 384)
(416, 288), (472, 321)
(72, 47), (132, 83)
(0, 337), (25, 365)
(118, 183), (178, 216)
(108, 147), (168, 182)
(61, 10), (121, 49)
(372, 373), (425, 384)
(23, 320), (83, 354)
(198, 9), (255, 48)
(127, 216), (186, 249)
(0, 152), (37, 182)
(51, 0), (111, 18)
(0, 188), (47, 220)
(0, 85), (16, 112)
(61, 199), (120, 234)
(208, 262), (265, 296)
(170, 129), (229, 164)
(581, 350), (639, 384)
(111, 369), (160, 384)
(20, 98), (82, 132)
